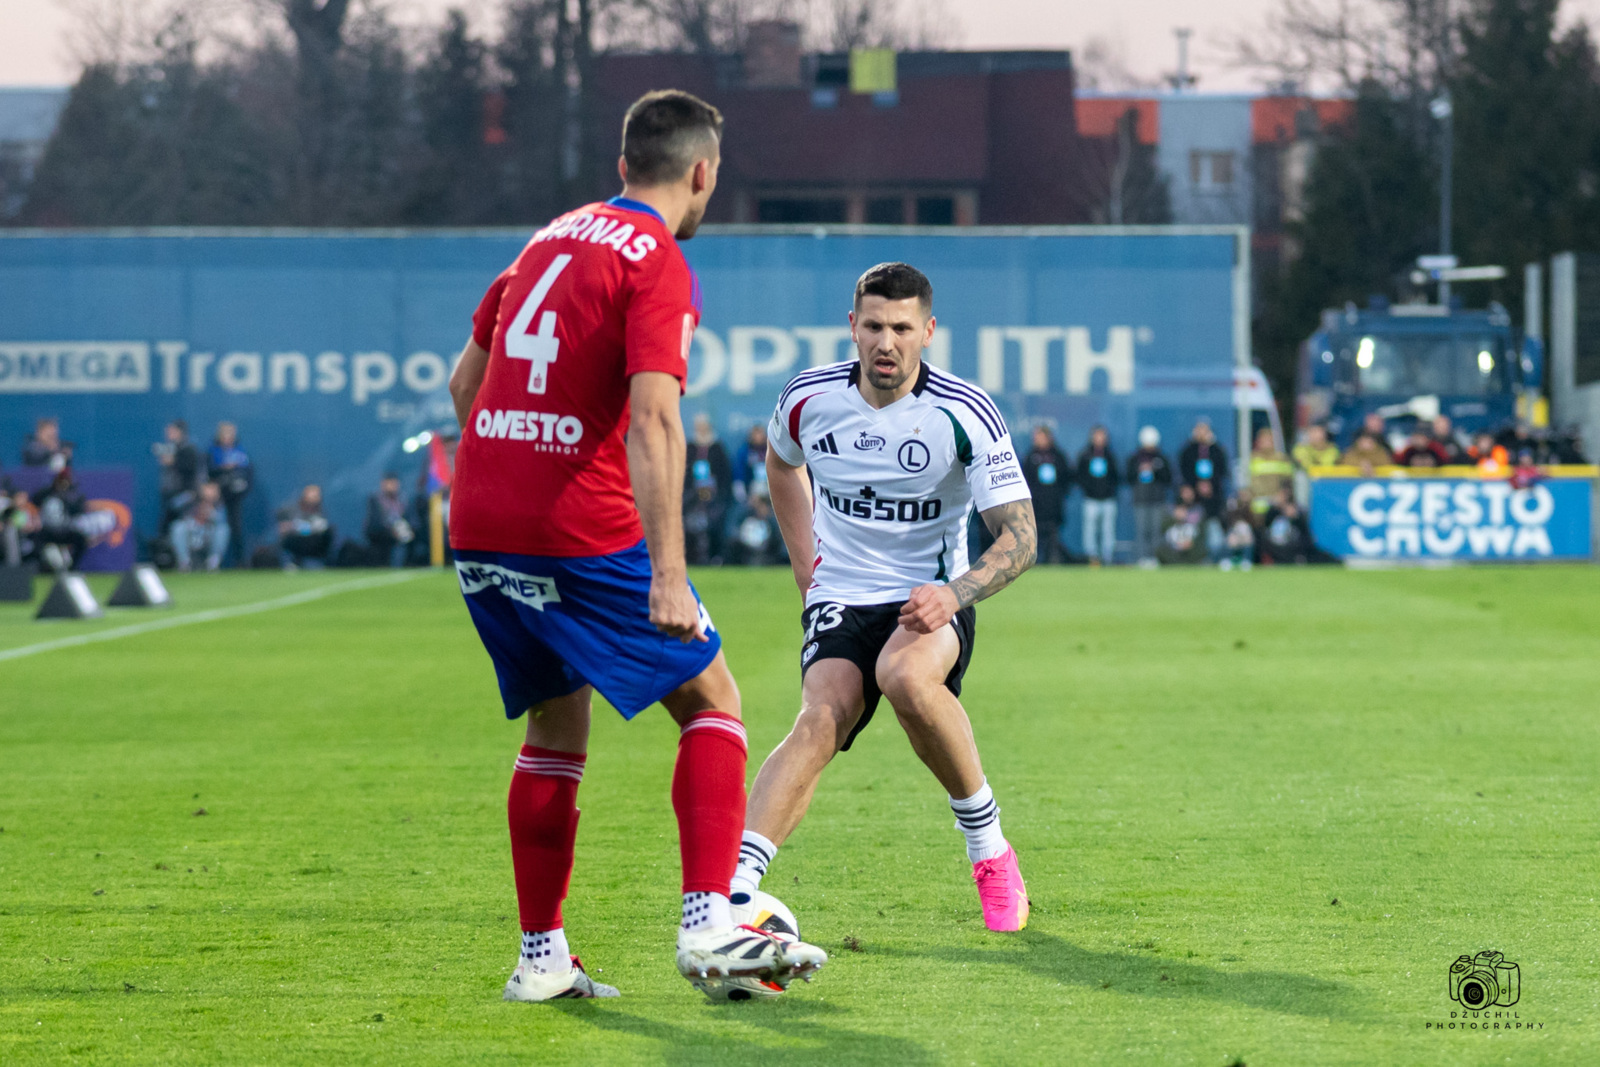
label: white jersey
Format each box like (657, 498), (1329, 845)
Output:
(768, 360), (1030, 607)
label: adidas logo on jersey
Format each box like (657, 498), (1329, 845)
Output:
(810, 433), (839, 455)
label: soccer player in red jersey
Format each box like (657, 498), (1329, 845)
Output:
(446, 90), (826, 1001)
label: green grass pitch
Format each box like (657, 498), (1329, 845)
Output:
(3, 564), (1598, 1065)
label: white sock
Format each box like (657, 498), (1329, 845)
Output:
(681, 891), (733, 932)
(730, 830), (777, 903)
(521, 928), (570, 973)
(950, 780), (1008, 862)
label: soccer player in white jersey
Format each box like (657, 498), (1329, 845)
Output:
(731, 261), (1038, 932)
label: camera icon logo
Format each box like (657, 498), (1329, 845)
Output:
(1449, 950), (1520, 1008)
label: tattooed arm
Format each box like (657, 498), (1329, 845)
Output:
(899, 499), (1037, 634)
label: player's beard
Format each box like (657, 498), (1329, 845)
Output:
(676, 200), (707, 240)
(863, 355), (914, 392)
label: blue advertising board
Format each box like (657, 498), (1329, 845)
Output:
(0, 226), (1246, 557)
(1309, 477), (1594, 561)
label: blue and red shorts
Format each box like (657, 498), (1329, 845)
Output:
(455, 541), (721, 720)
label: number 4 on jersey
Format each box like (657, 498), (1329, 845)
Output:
(505, 254), (573, 394)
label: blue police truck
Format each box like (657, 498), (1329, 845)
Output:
(1296, 300), (1541, 444)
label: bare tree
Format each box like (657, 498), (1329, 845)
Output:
(624, 0), (958, 54)
(1230, 0), (1453, 99)
(1075, 36), (1160, 92)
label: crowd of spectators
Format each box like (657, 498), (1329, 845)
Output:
(1015, 414), (1589, 569)
(1, 413), (443, 574)
(3, 405), (1589, 576)
(679, 418), (785, 566)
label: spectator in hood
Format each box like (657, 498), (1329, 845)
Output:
(1127, 425), (1172, 565)
(1077, 425), (1118, 565)
(1361, 412), (1392, 453)
(1510, 449), (1543, 490)
(1292, 424), (1341, 472)
(731, 424), (770, 506)
(1469, 432), (1509, 475)
(683, 413), (732, 565)
(1179, 419), (1230, 559)
(365, 472), (415, 567)
(171, 482), (230, 572)
(730, 494), (784, 565)
(1396, 427), (1448, 468)
(277, 484), (335, 569)
(1023, 425), (1070, 563)
(1157, 484), (1208, 566)
(1430, 415), (1469, 464)
(22, 416), (72, 472)
(1341, 431), (1392, 474)
(155, 419), (204, 534)
(1248, 427), (1293, 515)
(1219, 493), (1256, 571)
(29, 467), (89, 572)
(1260, 488), (1315, 565)
(207, 421), (252, 566)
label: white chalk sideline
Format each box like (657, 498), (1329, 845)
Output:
(0, 570), (428, 665)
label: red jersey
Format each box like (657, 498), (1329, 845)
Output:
(450, 198), (700, 557)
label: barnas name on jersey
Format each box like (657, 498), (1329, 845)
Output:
(530, 211), (660, 263)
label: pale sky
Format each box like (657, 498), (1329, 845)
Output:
(5, 0), (1600, 91)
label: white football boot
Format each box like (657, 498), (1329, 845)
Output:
(676, 924), (827, 997)
(503, 955), (620, 1001)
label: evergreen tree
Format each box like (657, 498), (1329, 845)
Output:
(497, 0), (569, 224)
(1452, 0), (1600, 306)
(1254, 85), (1436, 404)
(409, 10), (495, 224)
(24, 19), (272, 226)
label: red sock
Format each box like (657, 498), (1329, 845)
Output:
(672, 711), (748, 896)
(508, 745), (586, 931)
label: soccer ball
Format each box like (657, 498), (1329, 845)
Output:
(733, 889), (800, 939)
(698, 890), (802, 1002)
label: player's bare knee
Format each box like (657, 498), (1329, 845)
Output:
(792, 701), (855, 755)
(662, 653), (741, 724)
(876, 659), (931, 710)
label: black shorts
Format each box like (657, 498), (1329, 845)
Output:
(799, 600), (977, 751)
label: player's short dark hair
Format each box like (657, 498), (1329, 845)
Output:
(853, 262), (932, 313)
(621, 90), (723, 186)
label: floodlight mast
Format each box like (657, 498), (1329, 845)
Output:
(1431, 91), (1454, 305)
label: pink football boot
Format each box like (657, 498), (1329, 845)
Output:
(972, 845), (1030, 931)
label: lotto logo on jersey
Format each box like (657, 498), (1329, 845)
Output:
(456, 561), (562, 611)
(474, 408), (584, 452)
(818, 485), (943, 523)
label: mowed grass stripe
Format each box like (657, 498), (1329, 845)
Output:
(2, 565), (1598, 1066)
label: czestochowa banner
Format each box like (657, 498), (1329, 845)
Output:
(1310, 474), (1595, 561)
